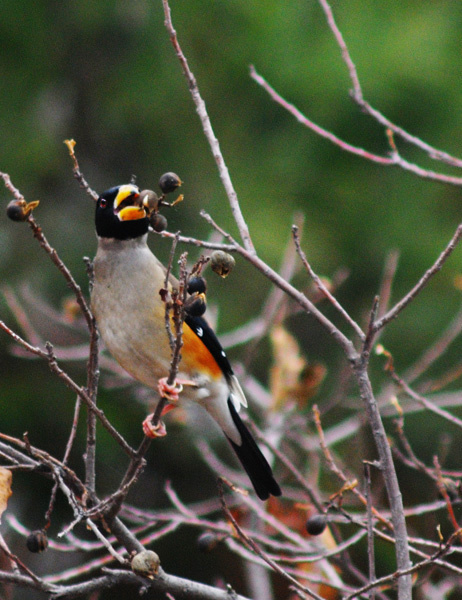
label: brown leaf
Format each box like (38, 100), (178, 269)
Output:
(269, 325), (325, 410)
(0, 467), (12, 521)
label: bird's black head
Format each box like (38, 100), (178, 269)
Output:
(95, 184), (150, 240)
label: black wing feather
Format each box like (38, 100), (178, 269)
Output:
(184, 314), (234, 379)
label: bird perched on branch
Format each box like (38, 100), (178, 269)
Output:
(91, 183), (281, 500)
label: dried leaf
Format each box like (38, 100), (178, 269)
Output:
(269, 325), (325, 410)
(0, 467), (12, 521)
(268, 498), (339, 599)
(62, 296), (81, 323)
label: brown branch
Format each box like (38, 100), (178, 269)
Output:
(64, 139), (98, 200)
(317, 0), (462, 170)
(374, 223), (462, 332)
(160, 230), (237, 252)
(0, 319), (135, 456)
(162, 1), (255, 254)
(197, 203), (411, 593)
(377, 250), (400, 320)
(151, 248), (188, 429)
(0, 532), (43, 585)
(433, 456), (460, 534)
(0, 568), (253, 600)
(342, 527), (462, 600)
(250, 65), (397, 166)
(218, 480), (326, 600)
(200, 209), (358, 361)
(292, 225), (365, 340)
(351, 358), (413, 597)
(364, 464), (376, 600)
(251, 1), (462, 187)
(313, 406), (392, 530)
(83, 260), (99, 497)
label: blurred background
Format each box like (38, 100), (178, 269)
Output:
(2, 0), (462, 598)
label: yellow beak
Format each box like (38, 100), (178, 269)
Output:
(118, 205), (146, 221)
(114, 185), (147, 221)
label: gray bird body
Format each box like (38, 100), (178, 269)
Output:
(91, 233), (242, 444)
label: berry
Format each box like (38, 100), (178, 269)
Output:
(305, 514), (327, 536)
(26, 530), (48, 553)
(140, 190), (160, 214)
(197, 532), (220, 553)
(210, 251), (235, 278)
(131, 550), (160, 579)
(6, 199), (39, 221)
(187, 276), (207, 295)
(159, 172), (182, 194)
(150, 213), (168, 232)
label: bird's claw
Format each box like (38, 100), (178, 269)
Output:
(157, 377), (183, 402)
(142, 414), (167, 438)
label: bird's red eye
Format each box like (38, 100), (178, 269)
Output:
(100, 198), (107, 208)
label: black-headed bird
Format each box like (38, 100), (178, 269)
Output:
(91, 184), (281, 500)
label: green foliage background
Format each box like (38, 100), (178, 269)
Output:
(2, 1), (462, 597)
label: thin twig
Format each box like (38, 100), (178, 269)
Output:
(1, 286), (42, 347)
(376, 250), (400, 320)
(242, 212), (303, 366)
(162, 0), (255, 253)
(200, 209), (358, 361)
(351, 356), (413, 597)
(292, 225), (365, 340)
(374, 224), (462, 332)
(0, 320), (135, 455)
(218, 480), (326, 600)
(403, 302), (462, 384)
(160, 230), (237, 252)
(250, 66), (396, 167)
(28, 216), (94, 330)
(313, 405), (392, 530)
(391, 371), (462, 431)
(84, 262), (99, 495)
(249, 421), (323, 511)
(251, 4), (462, 186)
(64, 139), (98, 200)
(364, 464), (376, 600)
(317, 0), (462, 170)
(45, 396), (82, 527)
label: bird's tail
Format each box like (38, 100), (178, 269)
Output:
(226, 398), (281, 500)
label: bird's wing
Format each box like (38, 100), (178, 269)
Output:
(183, 314), (247, 408)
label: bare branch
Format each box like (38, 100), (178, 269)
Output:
(292, 225), (365, 340)
(200, 209), (358, 361)
(374, 224), (462, 332)
(317, 0), (462, 169)
(64, 139), (98, 200)
(162, 0), (255, 253)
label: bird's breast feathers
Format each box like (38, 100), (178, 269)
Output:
(92, 237), (227, 397)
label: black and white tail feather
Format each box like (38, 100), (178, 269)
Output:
(186, 314), (281, 500)
(227, 398), (281, 500)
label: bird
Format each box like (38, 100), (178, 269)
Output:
(91, 183), (281, 500)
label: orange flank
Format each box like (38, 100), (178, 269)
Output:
(181, 322), (222, 379)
